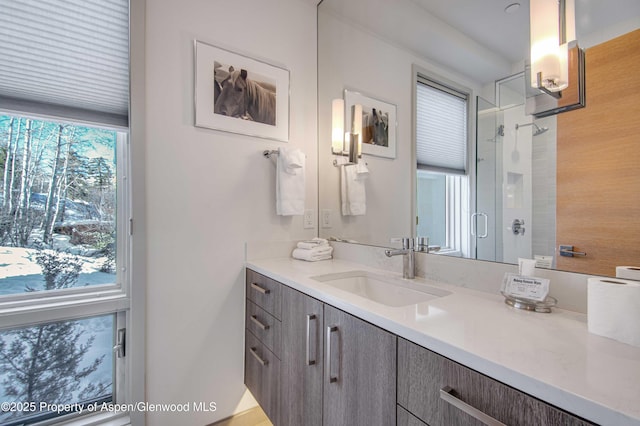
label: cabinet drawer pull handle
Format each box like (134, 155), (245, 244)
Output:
(250, 315), (269, 330)
(251, 282), (270, 294)
(306, 314), (317, 366)
(326, 325), (339, 383)
(249, 347), (268, 366)
(440, 386), (506, 426)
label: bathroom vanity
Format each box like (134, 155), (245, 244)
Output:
(244, 257), (640, 426)
(245, 268), (396, 426)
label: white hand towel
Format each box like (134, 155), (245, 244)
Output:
(341, 164), (366, 216)
(340, 163), (350, 216)
(355, 162), (369, 178)
(292, 246), (333, 261)
(297, 238), (329, 249)
(276, 147), (305, 215)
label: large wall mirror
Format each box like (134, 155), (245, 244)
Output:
(317, 0), (640, 278)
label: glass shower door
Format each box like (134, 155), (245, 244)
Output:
(474, 96), (503, 262)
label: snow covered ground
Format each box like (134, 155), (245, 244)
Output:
(0, 246), (115, 296)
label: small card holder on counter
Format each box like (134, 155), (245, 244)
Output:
(501, 273), (557, 313)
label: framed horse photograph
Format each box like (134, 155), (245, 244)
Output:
(344, 89), (397, 159)
(194, 40), (289, 141)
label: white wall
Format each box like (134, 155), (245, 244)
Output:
(531, 115), (557, 263)
(501, 106), (533, 264)
(145, 0), (317, 424)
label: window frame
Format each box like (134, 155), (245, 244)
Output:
(0, 112), (133, 426)
(0, 114), (131, 327)
(0, 0), (147, 423)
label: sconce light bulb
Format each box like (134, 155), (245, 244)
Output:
(331, 98), (345, 153)
(352, 104), (363, 157)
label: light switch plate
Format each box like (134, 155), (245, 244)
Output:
(322, 209), (332, 228)
(303, 209), (314, 229)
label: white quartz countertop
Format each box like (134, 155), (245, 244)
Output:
(246, 257), (640, 426)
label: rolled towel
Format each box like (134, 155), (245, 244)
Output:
(292, 247), (333, 262)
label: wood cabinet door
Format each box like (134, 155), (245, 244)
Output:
(323, 305), (397, 426)
(246, 269), (282, 319)
(280, 286), (324, 426)
(397, 405), (428, 426)
(245, 331), (280, 424)
(398, 338), (594, 426)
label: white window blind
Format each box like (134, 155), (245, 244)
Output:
(416, 78), (468, 174)
(0, 0), (129, 127)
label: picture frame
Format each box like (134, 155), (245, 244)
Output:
(344, 89), (397, 159)
(194, 40), (290, 142)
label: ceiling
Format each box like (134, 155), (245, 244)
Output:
(320, 0), (640, 85)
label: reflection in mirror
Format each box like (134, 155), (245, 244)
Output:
(415, 71), (471, 258)
(318, 0), (640, 277)
(476, 73), (558, 268)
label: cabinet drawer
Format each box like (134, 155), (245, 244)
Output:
(398, 338), (594, 426)
(245, 330), (280, 425)
(246, 269), (282, 319)
(246, 299), (281, 358)
(397, 405), (428, 426)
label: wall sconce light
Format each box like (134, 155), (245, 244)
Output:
(530, 0), (576, 94)
(331, 98), (345, 154)
(331, 98), (362, 164)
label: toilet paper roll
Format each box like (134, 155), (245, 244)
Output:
(616, 266), (640, 281)
(588, 277), (640, 347)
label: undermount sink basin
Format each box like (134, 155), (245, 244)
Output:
(310, 270), (451, 307)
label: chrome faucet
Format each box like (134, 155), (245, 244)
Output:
(385, 237), (416, 279)
(415, 236), (441, 253)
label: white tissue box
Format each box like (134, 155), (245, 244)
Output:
(588, 277), (640, 347)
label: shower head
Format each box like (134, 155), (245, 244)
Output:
(515, 122), (549, 136)
(532, 124), (548, 136)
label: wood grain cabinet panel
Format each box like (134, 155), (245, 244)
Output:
(280, 286), (324, 426)
(397, 405), (428, 426)
(323, 304), (397, 426)
(246, 299), (281, 358)
(397, 338), (595, 426)
(245, 331), (280, 425)
(246, 269), (282, 319)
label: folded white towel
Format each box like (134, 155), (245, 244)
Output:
(276, 147), (305, 215)
(297, 238), (329, 249)
(292, 247), (333, 262)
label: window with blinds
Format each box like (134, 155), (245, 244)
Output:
(416, 77), (468, 175)
(0, 0), (130, 127)
(415, 73), (470, 257)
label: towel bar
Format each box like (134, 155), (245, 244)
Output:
(263, 149), (307, 159)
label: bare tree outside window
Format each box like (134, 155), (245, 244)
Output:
(0, 115), (117, 294)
